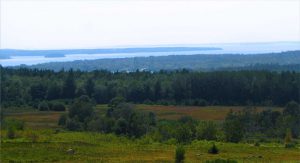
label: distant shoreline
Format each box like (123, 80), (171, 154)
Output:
(0, 47), (222, 59)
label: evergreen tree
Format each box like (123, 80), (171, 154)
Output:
(62, 69), (76, 99)
(84, 78), (95, 98)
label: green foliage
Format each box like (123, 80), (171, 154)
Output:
(282, 101), (300, 138)
(50, 102), (66, 111)
(61, 95), (156, 138)
(114, 118), (128, 135)
(175, 116), (196, 143)
(84, 77), (95, 98)
(46, 83), (61, 100)
(284, 129), (293, 144)
(30, 83), (47, 100)
(68, 95), (94, 122)
(108, 103), (156, 137)
(208, 143), (219, 154)
(58, 114), (67, 126)
(62, 69), (76, 99)
(65, 118), (82, 131)
(285, 143), (296, 148)
(7, 127), (16, 139)
(108, 96), (126, 108)
(196, 121), (218, 140)
(38, 101), (49, 111)
(3, 118), (25, 130)
(254, 142), (260, 147)
(284, 101), (300, 116)
(2, 67), (300, 108)
(1, 130), (299, 162)
(223, 112), (244, 143)
(2, 66), (300, 142)
(175, 145), (185, 163)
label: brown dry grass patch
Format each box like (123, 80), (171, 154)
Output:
(6, 111), (64, 129)
(137, 105), (282, 121)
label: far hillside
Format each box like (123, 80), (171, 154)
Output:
(13, 50), (300, 72)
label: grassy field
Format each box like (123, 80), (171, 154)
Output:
(137, 105), (282, 121)
(5, 111), (63, 129)
(5, 105), (282, 129)
(2, 104), (299, 163)
(1, 130), (300, 162)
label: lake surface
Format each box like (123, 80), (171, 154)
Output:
(1, 42), (300, 66)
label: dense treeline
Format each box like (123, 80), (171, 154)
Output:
(1, 67), (300, 108)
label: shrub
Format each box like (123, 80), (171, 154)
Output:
(194, 99), (208, 106)
(175, 124), (194, 144)
(284, 129), (292, 144)
(285, 143), (296, 148)
(51, 102), (66, 111)
(3, 118), (25, 130)
(254, 142), (260, 147)
(208, 144), (219, 154)
(114, 118), (128, 135)
(38, 101), (49, 111)
(108, 96), (126, 108)
(175, 145), (185, 163)
(58, 114), (67, 126)
(66, 118), (82, 131)
(196, 121), (218, 141)
(223, 112), (244, 143)
(7, 128), (15, 139)
(68, 95), (94, 122)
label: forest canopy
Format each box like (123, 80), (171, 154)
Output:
(1, 67), (299, 108)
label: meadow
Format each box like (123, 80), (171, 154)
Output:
(2, 104), (299, 162)
(136, 105), (282, 121)
(5, 105), (282, 129)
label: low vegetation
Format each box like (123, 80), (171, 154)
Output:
(1, 67), (300, 162)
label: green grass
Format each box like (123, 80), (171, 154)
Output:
(1, 130), (299, 162)
(5, 111), (63, 129)
(1, 104), (298, 162)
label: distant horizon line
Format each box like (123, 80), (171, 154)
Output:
(1, 41), (299, 51)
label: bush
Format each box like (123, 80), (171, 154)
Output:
(223, 112), (244, 143)
(7, 128), (15, 139)
(196, 121), (218, 140)
(108, 96), (126, 108)
(285, 143), (296, 148)
(3, 118), (25, 130)
(68, 95), (94, 122)
(38, 101), (49, 111)
(58, 114), (67, 126)
(51, 102), (66, 111)
(254, 142), (260, 147)
(194, 99), (208, 106)
(208, 144), (219, 154)
(175, 145), (185, 163)
(284, 129), (293, 144)
(66, 118), (82, 131)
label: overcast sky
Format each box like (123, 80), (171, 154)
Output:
(1, 0), (300, 49)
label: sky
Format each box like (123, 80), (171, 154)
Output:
(0, 0), (300, 49)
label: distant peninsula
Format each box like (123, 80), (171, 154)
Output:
(0, 47), (222, 59)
